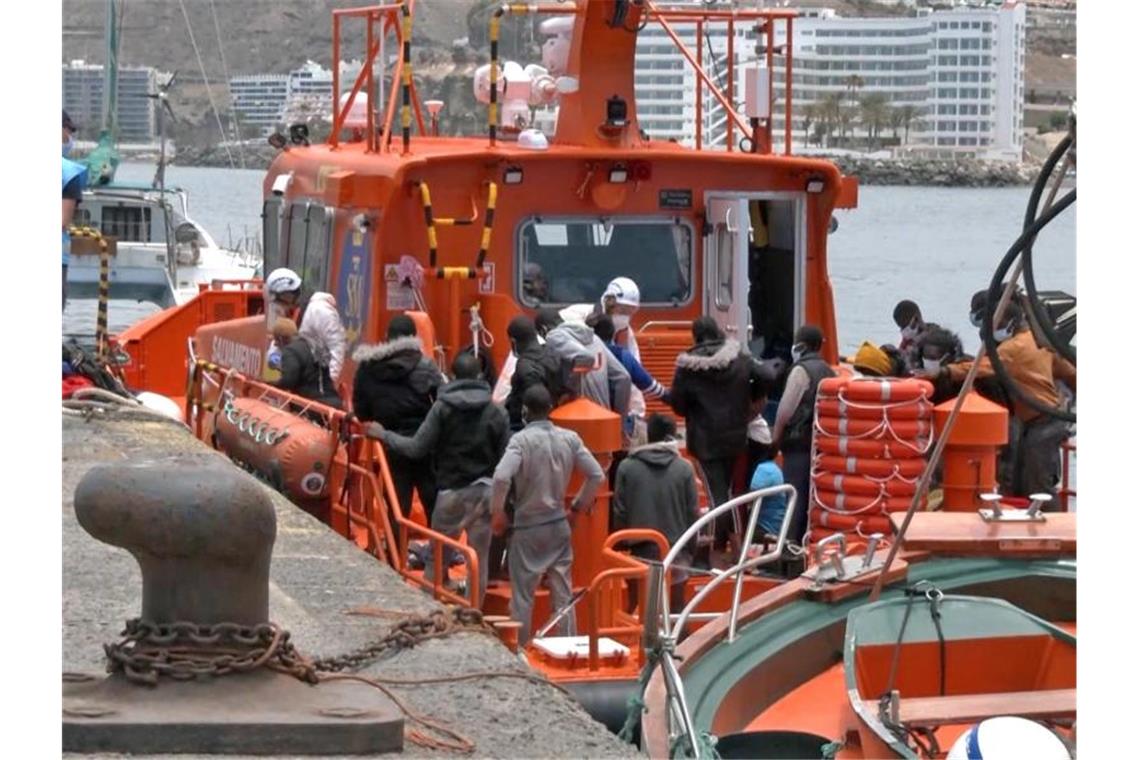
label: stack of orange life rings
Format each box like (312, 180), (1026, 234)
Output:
(809, 376), (935, 539)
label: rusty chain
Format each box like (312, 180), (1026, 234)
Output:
(102, 606), (504, 753)
(310, 605), (495, 673)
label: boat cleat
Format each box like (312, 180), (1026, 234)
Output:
(801, 532), (887, 588)
(977, 492), (1050, 523)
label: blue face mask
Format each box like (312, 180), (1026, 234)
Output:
(993, 325), (1013, 342)
(63, 135), (75, 157)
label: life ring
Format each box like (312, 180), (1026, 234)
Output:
(813, 473), (918, 498)
(818, 376), (934, 402)
(816, 398), (933, 421)
(813, 511), (894, 535)
(815, 416), (932, 439)
(815, 455), (927, 479)
(814, 489), (921, 514)
(816, 436), (929, 459)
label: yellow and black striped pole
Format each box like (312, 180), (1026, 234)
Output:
(69, 225), (110, 359)
(418, 183), (440, 269)
(400, 3), (413, 155)
(489, 7), (503, 146)
(476, 181), (498, 269)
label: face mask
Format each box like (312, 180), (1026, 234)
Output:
(969, 311), (983, 329)
(901, 324), (919, 341)
(922, 357), (943, 372)
(612, 314), (631, 332)
(791, 344), (805, 362)
(993, 325), (1013, 342)
(63, 136), (74, 157)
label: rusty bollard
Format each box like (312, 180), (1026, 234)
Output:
(63, 463), (403, 755)
(75, 463), (275, 626)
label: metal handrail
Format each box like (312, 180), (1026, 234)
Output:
(650, 484), (798, 758)
(662, 484), (797, 642)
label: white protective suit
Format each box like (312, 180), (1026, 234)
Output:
(299, 292), (347, 384)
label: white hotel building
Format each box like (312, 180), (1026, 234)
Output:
(631, 2), (1027, 160)
(230, 61), (369, 136)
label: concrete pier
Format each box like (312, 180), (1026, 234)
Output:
(63, 414), (637, 758)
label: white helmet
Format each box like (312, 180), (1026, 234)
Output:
(947, 717), (1070, 760)
(603, 276), (640, 309)
(265, 267), (302, 295)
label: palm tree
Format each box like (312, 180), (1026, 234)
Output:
(859, 93), (890, 146)
(888, 107), (905, 142)
(819, 92), (843, 148)
(899, 104), (921, 145)
(801, 103), (818, 147)
(844, 75), (865, 108)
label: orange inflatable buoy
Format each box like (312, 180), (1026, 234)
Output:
(814, 511), (894, 535)
(815, 455), (927, 479)
(213, 396), (337, 508)
(814, 489), (919, 514)
(816, 436), (928, 460)
(818, 376), (934, 402)
(815, 416), (932, 439)
(813, 473), (918, 498)
(816, 398), (932, 421)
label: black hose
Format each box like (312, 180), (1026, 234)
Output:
(1019, 134), (1076, 364)
(981, 189), (1076, 424)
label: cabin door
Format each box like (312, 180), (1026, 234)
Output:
(703, 196), (751, 342)
(705, 192), (805, 361)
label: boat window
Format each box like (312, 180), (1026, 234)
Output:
(518, 217), (693, 307)
(300, 206), (333, 298)
(101, 206), (152, 243)
(283, 201), (333, 300)
(262, 197), (284, 272)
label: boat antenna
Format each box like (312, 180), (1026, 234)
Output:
(148, 72), (179, 192)
(177, 0), (237, 169)
(207, 0), (247, 169)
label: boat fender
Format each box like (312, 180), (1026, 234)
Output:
(135, 391), (183, 421)
(947, 716), (1070, 760)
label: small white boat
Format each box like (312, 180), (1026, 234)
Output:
(67, 181), (258, 308)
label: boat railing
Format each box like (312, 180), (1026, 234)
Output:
(662, 484), (797, 642)
(642, 2), (797, 154)
(641, 484), (798, 758)
(578, 529), (672, 671)
(357, 439), (482, 607)
(329, 2), (426, 155)
(184, 358), (482, 608)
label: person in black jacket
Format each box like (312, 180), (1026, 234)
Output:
(670, 316), (766, 556)
(773, 324), (836, 545)
(369, 353), (509, 605)
(272, 317), (341, 408)
(504, 315), (564, 431)
(352, 315), (443, 520)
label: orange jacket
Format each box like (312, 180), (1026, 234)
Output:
(946, 329), (1075, 423)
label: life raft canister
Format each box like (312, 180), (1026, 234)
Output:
(809, 376), (935, 539)
(213, 396), (336, 507)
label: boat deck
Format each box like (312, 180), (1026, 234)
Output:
(62, 413), (636, 758)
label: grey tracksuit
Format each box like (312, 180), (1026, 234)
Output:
(490, 420), (605, 645)
(543, 321), (632, 417)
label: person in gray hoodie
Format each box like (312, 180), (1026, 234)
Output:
(536, 307), (632, 418)
(612, 414), (699, 612)
(370, 353), (509, 606)
(490, 384), (605, 646)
